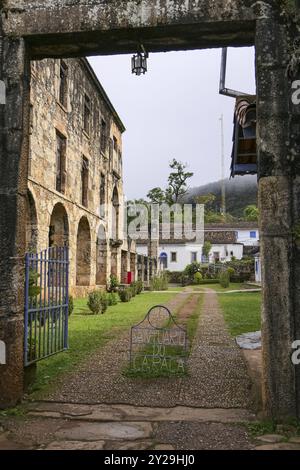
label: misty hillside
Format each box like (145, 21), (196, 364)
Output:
(186, 175), (258, 218)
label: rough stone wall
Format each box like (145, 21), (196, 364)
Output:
(2, 0), (257, 57)
(28, 57), (125, 291)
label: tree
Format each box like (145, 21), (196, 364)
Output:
(167, 159), (194, 203)
(147, 159), (194, 205)
(243, 204), (259, 221)
(147, 188), (166, 204)
(194, 193), (216, 210)
(202, 241), (212, 259)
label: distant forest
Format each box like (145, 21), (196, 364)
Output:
(185, 175), (258, 219)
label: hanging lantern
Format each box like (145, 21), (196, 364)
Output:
(132, 46), (148, 76)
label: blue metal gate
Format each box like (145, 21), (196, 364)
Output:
(24, 246), (69, 366)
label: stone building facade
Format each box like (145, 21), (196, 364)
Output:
(26, 57), (137, 296)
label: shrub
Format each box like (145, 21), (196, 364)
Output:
(166, 271), (184, 284)
(88, 290), (108, 314)
(107, 275), (119, 293)
(107, 292), (118, 306)
(130, 287), (136, 297)
(136, 280), (144, 294)
(181, 274), (190, 287)
(68, 295), (74, 316)
(194, 272), (203, 285)
(184, 262), (201, 278)
(198, 279), (219, 284)
(219, 271), (230, 288)
(227, 267), (235, 280)
(130, 282), (138, 297)
(29, 269), (41, 300)
(119, 287), (132, 303)
(150, 273), (169, 291)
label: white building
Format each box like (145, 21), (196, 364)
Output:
(136, 223), (258, 273)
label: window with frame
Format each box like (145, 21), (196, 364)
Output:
(171, 252), (177, 263)
(191, 252), (197, 263)
(59, 60), (68, 108)
(250, 231), (257, 239)
(83, 94), (91, 135)
(56, 132), (67, 194)
(81, 157), (89, 207)
(101, 119), (107, 153)
(100, 173), (106, 218)
(113, 136), (118, 151)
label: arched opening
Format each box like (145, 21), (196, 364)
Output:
(76, 216), (91, 286)
(112, 186), (119, 241)
(96, 225), (107, 285)
(25, 190), (38, 252)
(159, 252), (168, 270)
(49, 203), (69, 247)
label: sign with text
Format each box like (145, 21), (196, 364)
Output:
(129, 305), (188, 375)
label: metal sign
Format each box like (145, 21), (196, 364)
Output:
(129, 305), (188, 375)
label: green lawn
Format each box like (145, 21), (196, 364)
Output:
(29, 291), (174, 397)
(170, 283), (253, 292)
(219, 291), (262, 337)
(194, 282), (248, 292)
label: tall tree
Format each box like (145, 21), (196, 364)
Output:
(147, 159), (194, 205)
(167, 159), (194, 203)
(147, 187), (166, 204)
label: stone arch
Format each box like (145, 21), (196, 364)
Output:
(96, 224), (108, 285)
(111, 186), (120, 240)
(25, 190), (38, 252)
(76, 216), (91, 286)
(49, 203), (69, 248)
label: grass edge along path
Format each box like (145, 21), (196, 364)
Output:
(28, 291), (175, 398)
(218, 291), (262, 337)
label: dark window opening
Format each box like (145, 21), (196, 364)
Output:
(84, 94), (91, 135)
(59, 60), (68, 108)
(56, 132), (67, 194)
(81, 157), (89, 207)
(101, 119), (107, 153)
(113, 136), (118, 151)
(171, 252), (177, 263)
(191, 252), (197, 263)
(100, 173), (106, 218)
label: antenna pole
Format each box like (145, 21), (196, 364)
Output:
(220, 114), (226, 216)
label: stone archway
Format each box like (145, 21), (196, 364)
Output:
(49, 203), (69, 248)
(76, 217), (91, 286)
(25, 190), (38, 252)
(1, 1), (299, 419)
(96, 225), (108, 286)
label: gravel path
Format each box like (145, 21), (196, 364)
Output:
(0, 290), (256, 450)
(36, 289), (251, 409)
(39, 292), (192, 407)
(179, 289), (252, 408)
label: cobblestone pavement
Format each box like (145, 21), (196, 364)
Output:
(2, 290), (296, 450)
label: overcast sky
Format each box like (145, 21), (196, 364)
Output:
(89, 47), (256, 200)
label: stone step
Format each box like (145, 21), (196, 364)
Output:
(26, 401), (256, 424)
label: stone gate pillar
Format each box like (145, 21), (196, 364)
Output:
(0, 35), (30, 407)
(256, 9), (300, 419)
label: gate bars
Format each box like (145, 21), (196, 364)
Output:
(24, 246), (69, 366)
